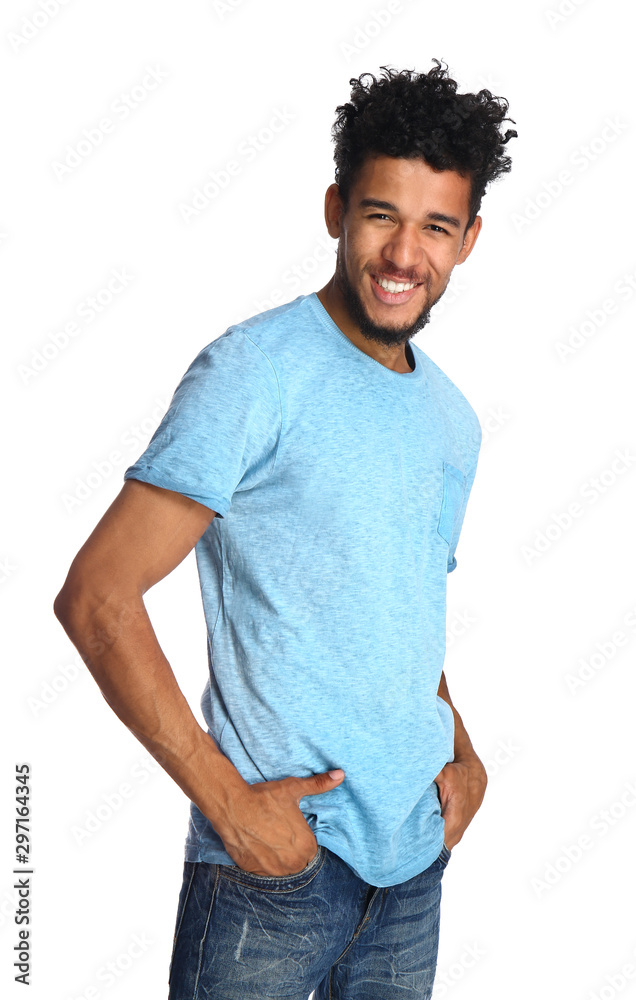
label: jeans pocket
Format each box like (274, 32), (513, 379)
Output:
(220, 845), (324, 891)
(437, 462), (467, 545)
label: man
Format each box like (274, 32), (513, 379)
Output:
(54, 62), (516, 999)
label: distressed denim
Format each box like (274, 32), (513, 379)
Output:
(167, 842), (451, 999)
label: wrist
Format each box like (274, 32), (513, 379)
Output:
(192, 733), (250, 818)
(152, 726), (250, 832)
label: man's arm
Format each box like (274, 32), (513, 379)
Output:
(53, 478), (344, 877)
(437, 670), (482, 762)
(53, 479), (250, 829)
(434, 670), (488, 850)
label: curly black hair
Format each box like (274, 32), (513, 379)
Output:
(331, 61), (517, 232)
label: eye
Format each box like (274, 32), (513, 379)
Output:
(366, 213), (393, 221)
(426, 225), (449, 234)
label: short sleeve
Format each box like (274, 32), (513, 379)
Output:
(123, 328), (282, 518)
(447, 454), (479, 573)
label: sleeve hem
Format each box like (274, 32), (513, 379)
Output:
(123, 469), (230, 517)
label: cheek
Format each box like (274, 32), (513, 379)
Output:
(430, 247), (461, 277)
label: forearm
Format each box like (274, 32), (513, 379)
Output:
(435, 670), (488, 848)
(54, 588), (248, 830)
(437, 669), (484, 767)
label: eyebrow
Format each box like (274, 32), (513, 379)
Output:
(358, 198), (462, 230)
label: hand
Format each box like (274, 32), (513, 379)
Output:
(217, 769), (345, 877)
(433, 754), (487, 851)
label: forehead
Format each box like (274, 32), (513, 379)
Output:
(350, 154), (471, 221)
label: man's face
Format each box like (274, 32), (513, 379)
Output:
(329, 155), (481, 348)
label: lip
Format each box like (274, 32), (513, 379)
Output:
(369, 273), (422, 305)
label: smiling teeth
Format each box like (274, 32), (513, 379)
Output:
(375, 276), (417, 293)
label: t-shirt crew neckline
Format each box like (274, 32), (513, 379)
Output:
(308, 292), (424, 383)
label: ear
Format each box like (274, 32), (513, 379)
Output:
(324, 183), (346, 239)
(455, 216), (482, 265)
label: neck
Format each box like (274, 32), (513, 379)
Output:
(315, 278), (414, 373)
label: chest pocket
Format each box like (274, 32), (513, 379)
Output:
(437, 462), (467, 545)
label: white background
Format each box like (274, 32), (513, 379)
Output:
(3, 0), (635, 998)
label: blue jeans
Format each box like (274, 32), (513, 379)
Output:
(167, 841), (451, 999)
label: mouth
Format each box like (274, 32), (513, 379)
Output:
(369, 273), (423, 305)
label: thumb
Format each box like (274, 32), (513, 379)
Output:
(291, 769), (345, 803)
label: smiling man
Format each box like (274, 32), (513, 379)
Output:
(317, 154), (482, 367)
(54, 62), (516, 999)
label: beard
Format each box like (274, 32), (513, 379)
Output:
(335, 246), (446, 349)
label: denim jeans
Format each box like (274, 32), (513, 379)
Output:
(167, 841), (451, 999)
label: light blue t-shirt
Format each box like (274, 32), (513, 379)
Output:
(124, 291), (481, 887)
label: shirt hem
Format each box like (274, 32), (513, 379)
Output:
(183, 832), (446, 888)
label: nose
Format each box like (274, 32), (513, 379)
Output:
(381, 224), (424, 277)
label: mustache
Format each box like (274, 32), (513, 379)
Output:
(369, 268), (429, 286)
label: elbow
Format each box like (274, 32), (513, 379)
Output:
(54, 556), (116, 631)
(53, 577), (98, 648)
(53, 582), (79, 632)
(53, 571), (143, 660)
(53, 557), (101, 633)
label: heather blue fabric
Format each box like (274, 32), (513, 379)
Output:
(124, 291), (481, 887)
